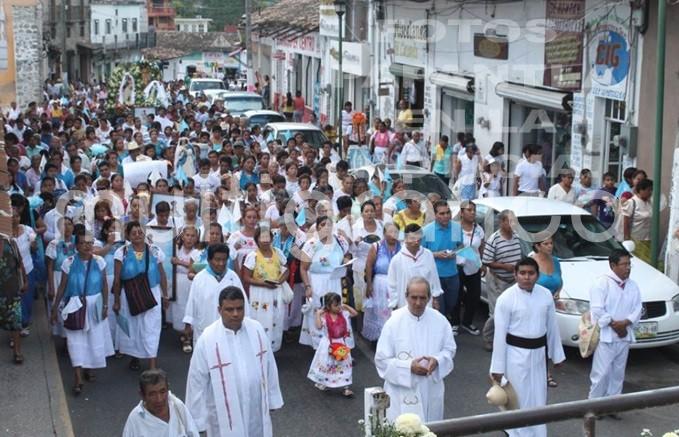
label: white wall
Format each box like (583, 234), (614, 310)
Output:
(90, 4), (144, 44)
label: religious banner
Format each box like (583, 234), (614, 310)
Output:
(543, 0), (585, 90)
(145, 226), (176, 301)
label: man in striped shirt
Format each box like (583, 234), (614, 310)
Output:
(481, 210), (523, 349)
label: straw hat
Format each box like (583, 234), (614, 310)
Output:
(578, 311), (600, 358)
(127, 141), (141, 152)
(486, 379), (519, 411)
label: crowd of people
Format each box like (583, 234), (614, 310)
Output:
(0, 78), (656, 436)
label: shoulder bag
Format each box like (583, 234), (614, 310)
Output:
(123, 245), (158, 316)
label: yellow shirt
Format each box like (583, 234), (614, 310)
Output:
(393, 211), (425, 231)
(252, 249), (283, 281)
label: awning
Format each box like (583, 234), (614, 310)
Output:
(430, 72), (474, 100)
(389, 63), (424, 80)
(495, 82), (572, 112)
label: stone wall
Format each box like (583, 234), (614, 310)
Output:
(12, 4), (43, 108)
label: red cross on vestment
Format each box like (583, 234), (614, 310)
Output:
(210, 343), (234, 430)
(256, 333), (269, 411)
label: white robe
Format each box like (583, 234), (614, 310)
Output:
(375, 306), (456, 422)
(122, 392), (200, 437)
(588, 274), (642, 399)
(185, 318), (284, 437)
(489, 284), (565, 437)
(387, 247), (442, 309)
(183, 268), (246, 346)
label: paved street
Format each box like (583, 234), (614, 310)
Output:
(55, 313), (679, 437)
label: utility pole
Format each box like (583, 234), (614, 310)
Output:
(651, 0), (667, 268)
(61, 0), (67, 81)
(245, 0), (254, 92)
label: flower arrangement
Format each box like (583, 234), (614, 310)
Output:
(361, 413), (437, 437)
(106, 60), (162, 110)
(640, 428), (679, 437)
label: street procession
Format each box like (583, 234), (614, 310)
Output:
(1, 0), (679, 436)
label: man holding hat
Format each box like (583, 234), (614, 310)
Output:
(490, 257), (565, 437)
(588, 249), (641, 412)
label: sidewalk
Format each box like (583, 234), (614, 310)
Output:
(0, 300), (74, 437)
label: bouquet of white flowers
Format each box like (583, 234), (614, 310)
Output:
(362, 413), (437, 437)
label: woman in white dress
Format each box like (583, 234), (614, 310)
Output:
(299, 216), (350, 349)
(45, 217), (76, 338)
(94, 219), (125, 351)
(170, 226), (201, 353)
(242, 226), (290, 352)
(226, 205), (259, 276)
(112, 221), (169, 371)
(50, 227), (114, 395)
(350, 201), (384, 309)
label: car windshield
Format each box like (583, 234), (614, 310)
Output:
(190, 81), (225, 91)
(517, 215), (624, 259)
(275, 130), (328, 148)
(223, 97), (264, 112)
(248, 114), (286, 127)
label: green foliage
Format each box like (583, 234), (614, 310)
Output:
(105, 60), (162, 110)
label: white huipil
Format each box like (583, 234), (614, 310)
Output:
(387, 247), (443, 309)
(186, 318), (284, 437)
(122, 391), (200, 437)
(490, 284), (565, 437)
(375, 306), (456, 422)
(588, 274), (642, 399)
(171, 246), (201, 331)
(183, 268), (247, 346)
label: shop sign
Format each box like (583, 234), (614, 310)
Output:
(392, 19), (428, 66)
(543, 0), (585, 90)
(275, 35), (320, 58)
(473, 34), (508, 60)
(587, 3), (631, 101)
(328, 41), (369, 76)
(319, 0), (340, 38)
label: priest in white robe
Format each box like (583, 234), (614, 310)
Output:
(123, 368), (200, 437)
(588, 249), (642, 403)
(375, 277), (456, 422)
(186, 287), (283, 437)
(183, 244), (246, 346)
(387, 225), (442, 309)
(490, 258), (565, 437)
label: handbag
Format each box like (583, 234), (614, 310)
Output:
(578, 311), (600, 358)
(281, 282), (294, 304)
(122, 245), (158, 316)
(63, 257), (91, 331)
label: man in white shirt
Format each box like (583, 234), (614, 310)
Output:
(588, 249), (642, 412)
(387, 224), (443, 309)
(400, 131), (430, 168)
(375, 277), (456, 422)
(123, 369), (199, 437)
(547, 168), (576, 204)
(513, 144), (545, 196)
(183, 244), (246, 346)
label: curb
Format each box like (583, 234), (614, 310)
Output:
(35, 300), (76, 437)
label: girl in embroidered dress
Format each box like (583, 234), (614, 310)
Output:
(242, 226), (289, 352)
(170, 226), (201, 353)
(307, 292), (357, 398)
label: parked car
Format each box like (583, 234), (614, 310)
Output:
(209, 91), (264, 116)
(350, 164), (453, 202)
(188, 78), (225, 98)
(263, 122), (329, 149)
(473, 196), (679, 349)
(242, 110), (286, 128)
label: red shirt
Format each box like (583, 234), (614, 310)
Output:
(293, 96), (305, 111)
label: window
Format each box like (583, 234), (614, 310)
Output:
(132, 18), (138, 32)
(192, 24), (197, 32)
(80, 24), (84, 37)
(94, 19), (99, 35)
(105, 19), (111, 34)
(122, 18), (127, 32)
(604, 99), (627, 182)
(198, 24), (204, 32)
(66, 25), (71, 38)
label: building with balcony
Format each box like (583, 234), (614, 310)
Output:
(147, 0), (175, 31)
(175, 16), (212, 33)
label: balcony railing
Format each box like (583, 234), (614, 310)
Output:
(148, 6), (176, 17)
(99, 32), (156, 51)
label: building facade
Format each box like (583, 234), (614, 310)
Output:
(175, 16), (211, 33)
(146, 0), (173, 31)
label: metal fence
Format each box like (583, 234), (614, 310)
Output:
(426, 386), (679, 437)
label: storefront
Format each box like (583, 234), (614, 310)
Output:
(430, 72), (475, 141)
(496, 82), (573, 185)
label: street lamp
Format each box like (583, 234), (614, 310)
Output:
(334, 0), (346, 157)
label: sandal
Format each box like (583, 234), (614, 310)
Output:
(114, 351), (123, 359)
(547, 376), (558, 388)
(314, 383), (327, 391)
(129, 358), (141, 371)
(342, 388), (354, 398)
(182, 340), (193, 354)
(13, 353), (24, 365)
(84, 371), (96, 382)
(72, 384), (83, 396)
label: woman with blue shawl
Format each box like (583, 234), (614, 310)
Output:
(50, 226), (114, 396)
(112, 221), (168, 371)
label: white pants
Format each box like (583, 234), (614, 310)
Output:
(588, 341), (630, 398)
